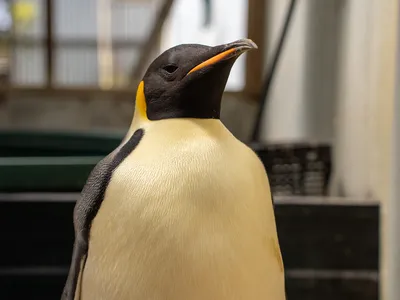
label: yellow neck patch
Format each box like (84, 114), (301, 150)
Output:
(135, 81), (148, 120)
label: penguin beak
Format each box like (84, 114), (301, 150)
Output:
(187, 38), (258, 75)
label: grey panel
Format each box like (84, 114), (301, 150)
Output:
(55, 47), (98, 85)
(11, 45), (45, 85)
(54, 0), (97, 39)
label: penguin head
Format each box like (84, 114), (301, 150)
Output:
(136, 39), (257, 120)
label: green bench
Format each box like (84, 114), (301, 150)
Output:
(0, 130), (123, 191)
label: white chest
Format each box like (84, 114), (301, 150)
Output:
(80, 119), (286, 300)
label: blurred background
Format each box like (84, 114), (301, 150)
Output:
(0, 0), (399, 299)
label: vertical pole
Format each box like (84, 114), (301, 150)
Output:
(387, 3), (400, 299)
(45, 0), (53, 87)
(245, 0), (266, 98)
(97, 0), (114, 89)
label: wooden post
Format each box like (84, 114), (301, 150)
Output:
(97, 0), (114, 89)
(387, 3), (400, 299)
(363, 1), (399, 299)
(45, 0), (53, 87)
(245, 0), (266, 98)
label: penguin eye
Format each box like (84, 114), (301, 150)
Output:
(162, 64), (178, 74)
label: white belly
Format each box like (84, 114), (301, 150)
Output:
(80, 119), (286, 300)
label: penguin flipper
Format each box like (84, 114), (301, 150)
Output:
(61, 232), (88, 300)
(61, 129), (145, 300)
(61, 156), (114, 300)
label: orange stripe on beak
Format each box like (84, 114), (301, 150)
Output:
(187, 48), (236, 75)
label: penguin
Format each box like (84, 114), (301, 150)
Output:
(61, 38), (286, 300)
